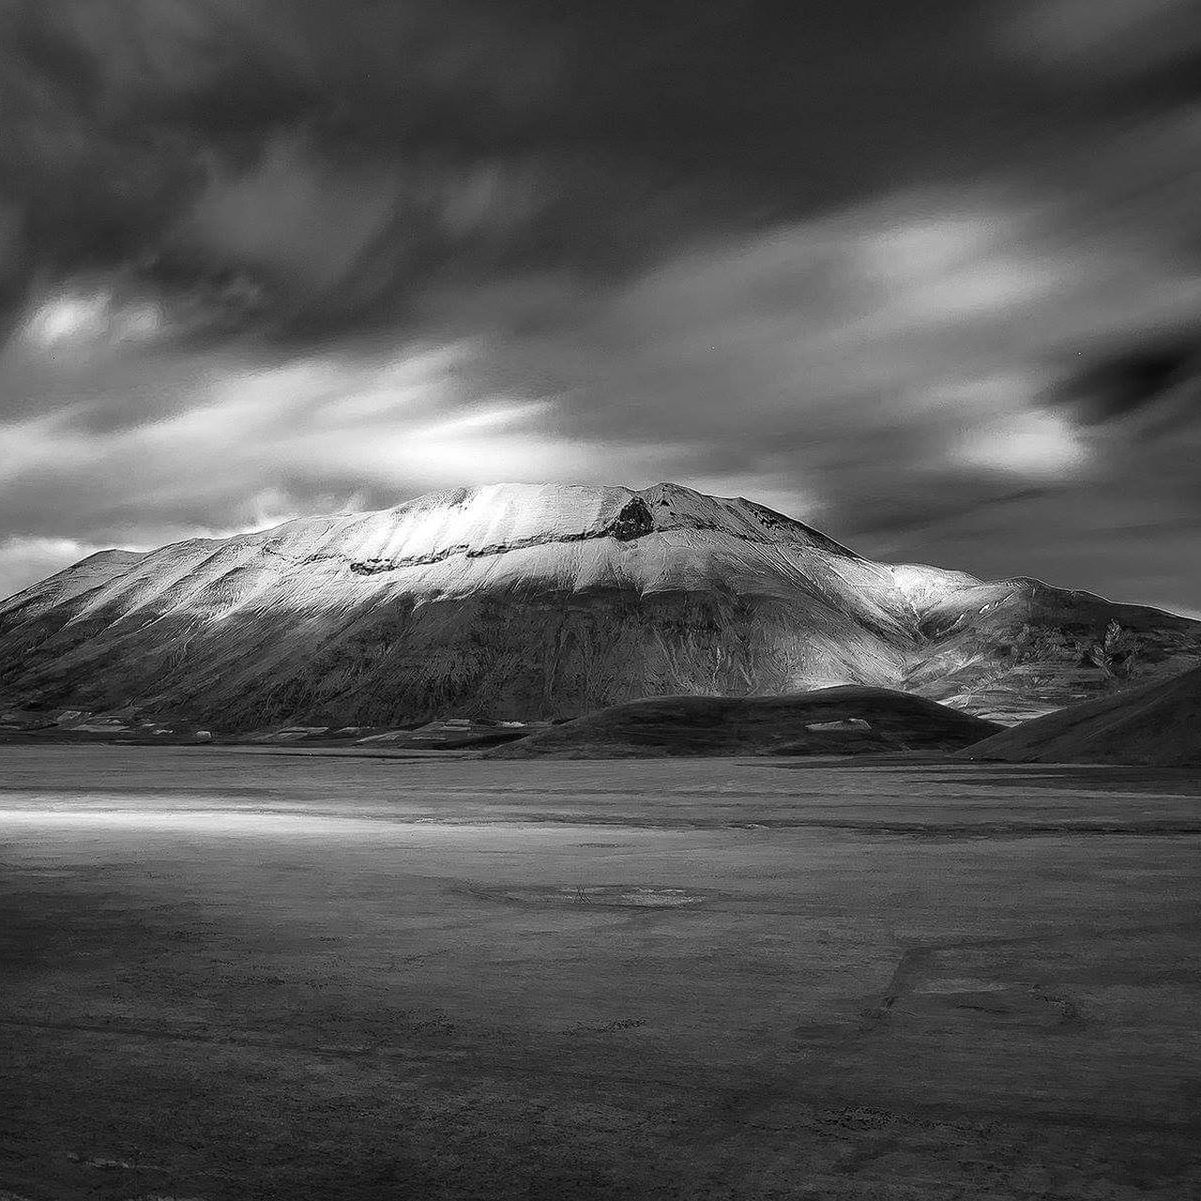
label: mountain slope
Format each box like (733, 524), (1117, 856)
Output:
(1, 482), (1198, 730)
(488, 687), (1001, 759)
(962, 663), (1201, 766)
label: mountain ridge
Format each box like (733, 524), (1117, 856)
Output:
(2, 482), (1199, 730)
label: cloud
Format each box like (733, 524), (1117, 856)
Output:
(567, 184), (1201, 458)
(187, 137), (400, 294)
(0, 535), (113, 601)
(0, 0), (573, 340)
(175, 135), (552, 335)
(949, 410), (1091, 479)
(0, 0), (1074, 339)
(19, 284), (165, 348)
(2, 0), (1201, 615)
(4, 159), (1201, 603)
(1007, 0), (1201, 78)
(0, 333), (698, 564)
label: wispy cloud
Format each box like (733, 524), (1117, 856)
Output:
(0, 534), (115, 600)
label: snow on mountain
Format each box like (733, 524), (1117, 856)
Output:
(2, 482), (1199, 730)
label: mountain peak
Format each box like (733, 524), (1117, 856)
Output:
(246, 480), (850, 572)
(2, 480), (1199, 731)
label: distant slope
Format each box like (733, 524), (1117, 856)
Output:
(487, 687), (1002, 759)
(961, 664), (1201, 766)
(2, 482), (1199, 731)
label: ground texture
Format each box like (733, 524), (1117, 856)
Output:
(2, 746), (1200, 1200)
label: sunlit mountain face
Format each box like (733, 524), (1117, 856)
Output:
(3, 483), (1199, 730)
(1, 1), (1200, 617)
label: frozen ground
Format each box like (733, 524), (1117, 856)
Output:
(2, 746), (1200, 1200)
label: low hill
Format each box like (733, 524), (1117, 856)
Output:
(961, 664), (1201, 766)
(486, 686), (1002, 759)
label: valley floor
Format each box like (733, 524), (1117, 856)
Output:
(2, 748), (1200, 1200)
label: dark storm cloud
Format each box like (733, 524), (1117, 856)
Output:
(2, 0), (1201, 614)
(0, 0), (1056, 338)
(0, 0), (554, 334)
(1049, 335), (1201, 425)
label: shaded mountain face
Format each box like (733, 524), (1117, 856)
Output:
(1, 482), (1199, 731)
(962, 663), (1201, 767)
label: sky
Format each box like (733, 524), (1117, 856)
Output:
(2, 0), (1201, 612)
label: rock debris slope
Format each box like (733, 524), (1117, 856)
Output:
(1, 482), (1198, 730)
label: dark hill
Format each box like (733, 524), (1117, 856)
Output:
(487, 686), (1002, 759)
(961, 664), (1201, 766)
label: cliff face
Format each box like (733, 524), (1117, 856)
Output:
(2, 482), (1199, 729)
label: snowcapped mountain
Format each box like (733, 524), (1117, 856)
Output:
(2, 482), (1199, 730)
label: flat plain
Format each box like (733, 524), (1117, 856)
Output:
(2, 745), (1200, 1200)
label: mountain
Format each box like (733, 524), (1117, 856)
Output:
(1, 482), (1199, 731)
(962, 663), (1201, 766)
(487, 687), (1001, 759)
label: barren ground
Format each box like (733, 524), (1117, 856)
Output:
(2, 746), (1200, 1200)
